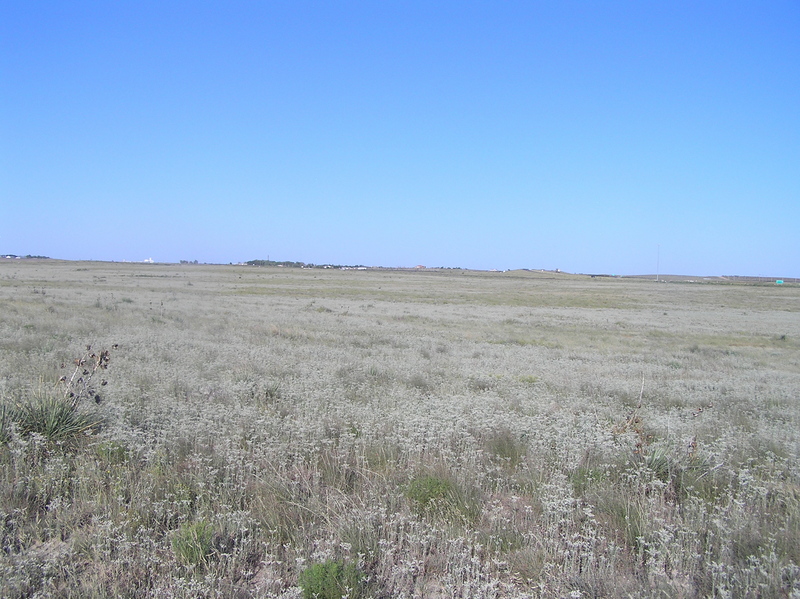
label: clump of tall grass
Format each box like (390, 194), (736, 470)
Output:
(11, 393), (99, 444)
(0, 404), (12, 445)
(483, 427), (528, 468)
(405, 471), (482, 525)
(172, 519), (214, 569)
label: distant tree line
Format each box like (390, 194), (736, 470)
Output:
(246, 259), (367, 269)
(247, 259), (306, 268)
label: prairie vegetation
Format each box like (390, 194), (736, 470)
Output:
(1, 261), (799, 598)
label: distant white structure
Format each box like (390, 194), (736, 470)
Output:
(143, 258), (154, 263)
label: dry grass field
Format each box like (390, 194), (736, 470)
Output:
(1, 260), (799, 598)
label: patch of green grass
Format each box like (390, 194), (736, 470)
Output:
(406, 474), (456, 510)
(469, 377), (496, 392)
(570, 466), (608, 498)
(171, 520), (214, 568)
(94, 440), (129, 464)
(484, 428), (527, 468)
(405, 472), (481, 525)
(489, 337), (562, 349)
(595, 487), (648, 550)
(298, 560), (364, 599)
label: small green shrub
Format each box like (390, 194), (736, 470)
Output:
(406, 474), (456, 510)
(298, 560), (364, 599)
(172, 520), (214, 567)
(485, 428), (527, 468)
(94, 440), (129, 464)
(405, 472), (481, 524)
(469, 377), (496, 392)
(406, 374), (432, 394)
(570, 466), (607, 497)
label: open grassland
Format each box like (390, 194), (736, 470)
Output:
(1, 261), (799, 598)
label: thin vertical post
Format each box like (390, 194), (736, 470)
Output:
(656, 245), (660, 282)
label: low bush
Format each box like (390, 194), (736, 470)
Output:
(406, 472), (482, 525)
(485, 428), (527, 468)
(298, 560), (364, 599)
(171, 520), (214, 568)
(406, 474), (457, 511)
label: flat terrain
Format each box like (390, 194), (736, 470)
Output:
(1, 261), (799, 597)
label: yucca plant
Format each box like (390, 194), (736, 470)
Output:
(0, 403), (12, 445)
(0, 345), (113, 447)
(13, 394), (100, 443)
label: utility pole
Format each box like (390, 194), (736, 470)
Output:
(656, 245), (660, 282)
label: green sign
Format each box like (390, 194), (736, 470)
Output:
(776, 280), (784, 285)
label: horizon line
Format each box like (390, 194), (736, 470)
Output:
(1, 255), (797, 282)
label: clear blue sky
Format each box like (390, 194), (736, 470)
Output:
(2, 2), (798, 276)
